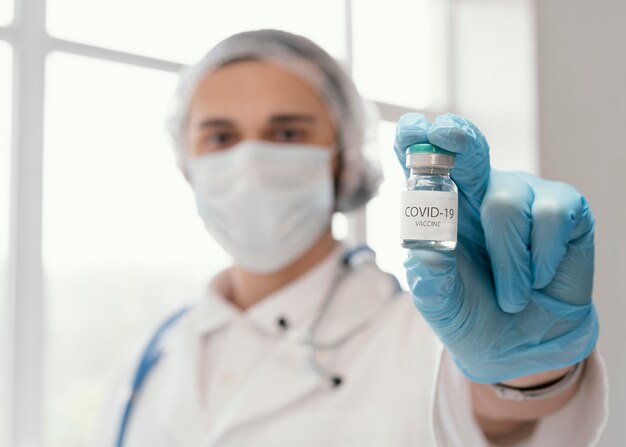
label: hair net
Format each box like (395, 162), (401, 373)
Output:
(166, 29), (382, 212)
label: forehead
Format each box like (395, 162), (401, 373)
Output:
(187, 60), (333, 124)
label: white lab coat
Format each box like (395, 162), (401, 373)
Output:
(91, 244), (608, 447)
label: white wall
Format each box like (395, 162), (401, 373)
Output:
(451, 0), (538, 173)
(451, 0), (625, 443)
(535, 0), (626, 444)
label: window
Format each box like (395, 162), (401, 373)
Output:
(0, 40), (12, 447)
(367, 121), (409, 290)
(42, 52), (230, 446)
(0, 0), (13, 27)
(352, 0), (433, 109)
(47, 0), (346, 64)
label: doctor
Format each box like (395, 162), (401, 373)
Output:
(92, 29), (607, 446)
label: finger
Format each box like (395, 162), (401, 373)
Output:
(480, 170), (534, 313)
(428, 113), (491, 210)
(393, 113), (430, 178)
(404, 248), (464, 334)
(539, 212), (595, 306)
(519, 173), (594, 293)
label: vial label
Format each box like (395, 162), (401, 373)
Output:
(400, 191), (458, 242)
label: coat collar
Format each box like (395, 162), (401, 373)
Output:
(170, 243), (402, 443)
(192, 243), (345, 337)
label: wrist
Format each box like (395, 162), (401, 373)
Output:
(471, 361), (584, 423)
(492, 361), (584, 403)
(501, 365), (574, 388)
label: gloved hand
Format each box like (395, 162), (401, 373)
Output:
(394, 113), (598, 384)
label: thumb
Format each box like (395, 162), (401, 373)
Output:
(404, 248), (464, 332)
(393, 113), (430, 178)
(428, 113), (491, 211)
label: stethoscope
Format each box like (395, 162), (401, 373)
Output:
(115, 245), (400, 447)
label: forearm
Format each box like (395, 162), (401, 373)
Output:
(470, 363), (583, 443)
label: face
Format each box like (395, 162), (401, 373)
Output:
(185, 60), (338, 166)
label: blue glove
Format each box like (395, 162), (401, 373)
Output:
(394, 113), (598, 384)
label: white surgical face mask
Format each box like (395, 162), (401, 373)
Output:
(187, 140), (334, 273)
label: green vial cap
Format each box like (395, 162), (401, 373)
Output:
(405, 143), (456, 157)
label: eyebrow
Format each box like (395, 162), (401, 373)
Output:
(198, 118), (235, 129)
(269, 114), (316, 124)
(197, 113), (316, 130)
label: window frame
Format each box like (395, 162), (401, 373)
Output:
(0, 0), (451, 445)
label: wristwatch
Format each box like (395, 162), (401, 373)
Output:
(492, 361), (584, 401)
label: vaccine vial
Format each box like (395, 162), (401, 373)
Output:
(400, 143), (458, 250)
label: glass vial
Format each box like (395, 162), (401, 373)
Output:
(400, 143), (458, 250)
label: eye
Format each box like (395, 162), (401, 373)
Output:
(209, 132), (232, 144)
(202, 131), (235, 150)
(273, 128), (306, 142)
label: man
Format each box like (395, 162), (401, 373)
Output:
(92, 29), (607, 446)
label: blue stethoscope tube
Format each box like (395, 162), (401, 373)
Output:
(115, 306), (190, 447)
